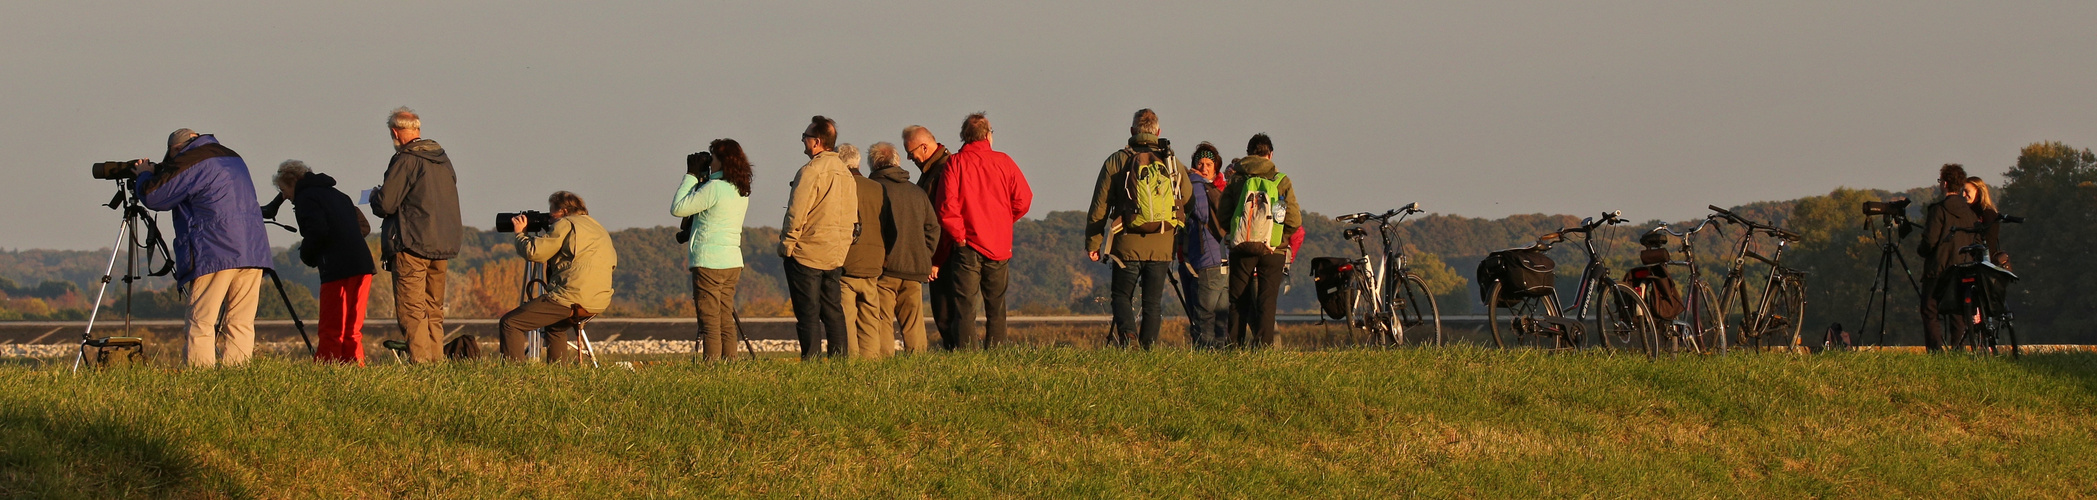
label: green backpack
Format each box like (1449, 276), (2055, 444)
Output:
(1228, 172), (1287, 254)
(1119, 145), (1183, 234)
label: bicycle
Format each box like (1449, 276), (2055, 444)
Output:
(1705, 205), (1809, 352)
(1330, 203), (1442, 346)
(1480, 212), (1652, 350)
(1641, 216), (1728, 355)
(1942, 214), (2023, 357)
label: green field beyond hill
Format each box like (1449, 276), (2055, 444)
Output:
(2, 349), (2094, 498)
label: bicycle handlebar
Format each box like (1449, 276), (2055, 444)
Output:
(1335, 203), (1426, 224)
(1707, 205), (1800, 241)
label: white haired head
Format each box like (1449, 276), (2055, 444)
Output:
(273, 159), (312, 195)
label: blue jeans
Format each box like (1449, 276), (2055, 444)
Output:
(1182, 265), (1229, 348)
(1111, 260), (1170, 349)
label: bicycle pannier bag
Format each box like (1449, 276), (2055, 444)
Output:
(1119, 146), (1183, 234)
(1476, 249), (1556, 307)
(1624, 266), (1685, 321)
(1311, 257), (1353, 320)
(1228, 172), (1288, 255)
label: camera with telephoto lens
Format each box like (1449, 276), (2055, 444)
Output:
(1861, 198), (1912, 216)
(495, 211), (554, 233)
(91, 160), (145, 180)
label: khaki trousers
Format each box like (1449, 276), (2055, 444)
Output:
(184, 267), (264, 367)
(392, 252), (449, 363)
(691, 267), (742, 361)
(879, 277), (928, 353)
(841, 276), (893, 359)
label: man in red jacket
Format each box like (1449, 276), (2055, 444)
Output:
(936, 112), (1033, 348)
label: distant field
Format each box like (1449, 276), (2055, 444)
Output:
(2, 348), (2092, 498)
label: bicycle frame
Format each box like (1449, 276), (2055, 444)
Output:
(1340, 206), (1421, 342)
(1654, 217), (1721, 352)
(1552, 212), (1628, 348)
(1705, 206), (1805, 352)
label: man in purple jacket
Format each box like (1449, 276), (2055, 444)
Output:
(133, 129), (274, 367)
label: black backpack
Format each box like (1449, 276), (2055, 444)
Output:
(444, 335), (482, 359)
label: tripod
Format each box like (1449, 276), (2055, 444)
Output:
(255, 204), (317, 357)
(73, 181), (172, 372)
(517, 260), (601, 366)
(1857, 213), (1921, 346)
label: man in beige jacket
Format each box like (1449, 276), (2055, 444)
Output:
(498, 191), (618, 362)
(781, 115), (858, 359)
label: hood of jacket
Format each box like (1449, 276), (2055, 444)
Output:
(1127, 133), (1165, 150)
(1234, 156), (1278, 178)
(871, 164), (912, 184)
(296, 172), (339, 191)
(397, 138), (449, 164)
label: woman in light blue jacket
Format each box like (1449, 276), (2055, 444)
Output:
(672, 139), (754, 361)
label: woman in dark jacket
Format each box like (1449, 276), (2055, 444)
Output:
(275, 160), (377, 364)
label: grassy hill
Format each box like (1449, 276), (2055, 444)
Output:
(1, 348), (2092, 498)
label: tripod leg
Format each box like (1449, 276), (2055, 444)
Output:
(577, 325), (599, 368)
(261, 269), (316, 357)
(733, 311), (758, 360)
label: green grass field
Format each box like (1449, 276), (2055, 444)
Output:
(2, 348), (2093, 498)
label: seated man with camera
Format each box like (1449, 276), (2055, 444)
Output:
(126, 129), (275, 367)
(497, 191), (618, 363)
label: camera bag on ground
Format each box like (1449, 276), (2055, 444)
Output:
(1476, 249), (1556, 307)
(444, 335), (482, 359)
(1311, 257), (1353, 320)
(1227, 171), (1288, 255)
(1118, 143), (1183, 234)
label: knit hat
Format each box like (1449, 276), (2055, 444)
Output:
(167, 128), (199, 152)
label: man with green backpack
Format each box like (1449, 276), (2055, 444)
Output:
(1217, 133), (1300, 348)
(1085, 109), (1192, 349)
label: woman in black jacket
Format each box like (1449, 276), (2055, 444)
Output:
(274, 160), (377, 364)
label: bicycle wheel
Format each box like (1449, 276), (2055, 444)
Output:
(1598, 282), (1657, 357)
(1487, 282), (1506, 348)
(1771, 277), (1806, 351)
(1686, 281), (1722, 354)
(1395, 273), (1442, 347)
(1346, 272), (1390, 346)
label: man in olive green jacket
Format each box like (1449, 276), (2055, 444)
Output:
(781, 116), (858, 359)
(1085, 109), (1192, 349)
(498, 191), (618, 362)
(837, 144), (894, 359)
(1217, 134), (1300, 348)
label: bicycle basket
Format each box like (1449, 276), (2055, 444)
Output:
(1311, 257), (1353, 320)
(1477, 249), (1556, 307)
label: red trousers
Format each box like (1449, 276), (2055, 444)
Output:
(319, 275), (372, 365)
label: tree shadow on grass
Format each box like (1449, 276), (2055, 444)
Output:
(0, 406), (244, 499)
(2014, 352), (2097, 396)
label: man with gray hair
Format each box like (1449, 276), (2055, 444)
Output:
(867, 142), (941, 353)
(902, 124), (960, 349)
(1086, 108), (1190, 349)
(837, 143), (894, 358)
(131, 129), (273, 366)
(371, 107), (463, 363)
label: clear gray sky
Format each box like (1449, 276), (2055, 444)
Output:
(6, 1), (2094, 251)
